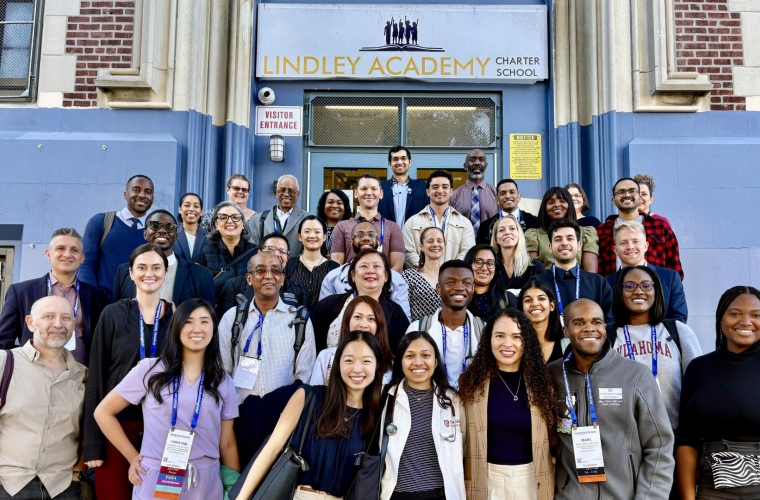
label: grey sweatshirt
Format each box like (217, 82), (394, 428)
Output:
(548, 342), (675, 500)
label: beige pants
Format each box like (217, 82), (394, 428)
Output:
(293, 485), (343, 500)
(486, 462), (538, 500)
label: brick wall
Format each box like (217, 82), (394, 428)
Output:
(674, 0), (745, 111)
(63, 1), (134, 107)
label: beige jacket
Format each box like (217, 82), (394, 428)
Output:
(463, 378), (554, 500)
(403, 205), (476, 267)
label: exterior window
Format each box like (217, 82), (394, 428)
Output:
(0, 0), (40, 100)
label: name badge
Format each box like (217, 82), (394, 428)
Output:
(571, 425), (606, 483)
(155, 429), (195, 499)
(64, 334), (76, 352)
(377, 244), (384, 252)
(598, 388), (622, 400)
(233, 356), (261, 390)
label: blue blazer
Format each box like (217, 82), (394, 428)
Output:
(378, 178), (429, 225)
(0, 274), (108, 365)
(173, 226), (209, 264)
(112, 257), (216, 308)
(607, 264), (688, 323)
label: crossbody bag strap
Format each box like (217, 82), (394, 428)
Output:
(0, 350), (15, 410)
(214, 247), (257, 280)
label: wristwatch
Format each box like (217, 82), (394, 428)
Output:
(73, 470), (83, 482)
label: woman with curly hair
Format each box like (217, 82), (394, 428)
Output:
(316, 189), (352, 257)
(459, 308), (559, 500)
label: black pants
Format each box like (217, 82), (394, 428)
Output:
(390, 488), (446, 500)
(0, 478), (81, 500)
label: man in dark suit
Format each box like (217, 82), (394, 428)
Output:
(378, 145), (429, 228)
(0, 228), (108, 365)
(605, 220), (687, 322)
(476, 178), (539, 244)
(112, 209), (216, 308)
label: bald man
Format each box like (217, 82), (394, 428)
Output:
(547, 299), (674, 500)
(0, 296), (87, 499)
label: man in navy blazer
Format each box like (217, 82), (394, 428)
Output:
(378, 145), (429, 228)
(0, 228), (108, 365)
(606, 220), (687, 322)
(112, 209), (216, 308)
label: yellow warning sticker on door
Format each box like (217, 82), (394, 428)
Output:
(509, 134), (542, 180)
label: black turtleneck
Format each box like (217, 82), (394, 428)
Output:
(676, 339), (760, 449)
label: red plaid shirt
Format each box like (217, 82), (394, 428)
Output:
(597, 214), (684, 279)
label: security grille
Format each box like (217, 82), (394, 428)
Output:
(405, 97), (496, 147)
(0, 0), (38, 99)
(308, 94), (498, 148)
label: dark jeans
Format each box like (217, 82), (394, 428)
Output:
(390, 489), (446, 500)
(0, 478), (81, 500)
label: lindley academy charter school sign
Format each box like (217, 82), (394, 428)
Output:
(255, 4), (548, 83)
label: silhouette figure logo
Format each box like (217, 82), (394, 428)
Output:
(361, 15), (444, 52)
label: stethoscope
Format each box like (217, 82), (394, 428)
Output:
(385, 384), (458, 442)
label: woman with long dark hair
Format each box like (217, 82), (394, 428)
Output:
(402, 226), (445, 321)
(94, 299), (239, 499)
(379, 331), (465, 500)
(233, 331), (385, 500)
(491, 215), (544, 291)
(676, 286), (760, 500)
(459, 309), (558, 500)
(317, 189), (352, 257)
(311, 249), (409, 352)
(463, 244), (517, 322)
(84, 243), (174, 500)
(519, 280), (567, 363)
(311, 295), (394, 385)
(525, 187), (599, 272)
(174, 192), (209, 262)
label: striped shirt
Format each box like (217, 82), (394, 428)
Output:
(394, 383), (445, 492)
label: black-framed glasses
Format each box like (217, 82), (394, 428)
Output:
(623, 281), (654, 292)
(147, 221), (177, 232)
(217, 214), (243, 223)
(251, 268), (284, 278)
(260, 245), (289, 256)
(614, 188), (639, 197)
(472, 259), (496, 269)
(229, 186), (250, 194)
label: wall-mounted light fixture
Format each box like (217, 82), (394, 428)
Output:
(269, 135), (284, 162)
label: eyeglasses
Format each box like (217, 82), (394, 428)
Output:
(391, 156), (409, 162)
(277, 188), (298, 196)
(353, 232), (378, 240)
(147, 221), (177, 232)
(217, 214), (243, 223)
(614, 188), (639, 197)
(472, 259), (496, 269)
(251, 268), (284, 278)
(229, 186), (250, 194)
(622, 281), (654, 292)
(260, 245), (289, 256)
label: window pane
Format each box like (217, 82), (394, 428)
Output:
(0, 2), (34, 95)
(405, 97), (495, 147)
(311, 96), (401, 146)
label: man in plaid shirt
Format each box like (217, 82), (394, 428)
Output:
(597, 178), (684, 280)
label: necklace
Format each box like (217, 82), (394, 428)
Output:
(406, 382), (434, 401)
(497, 371), (522, 401)
(344, 407), (361, 422)
(300, 254), (327, 271)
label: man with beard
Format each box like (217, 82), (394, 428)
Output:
(406, 259), (484, 389)
(548, 299), (674, 500)
(450, 149), (498, 232)
(319, 221), (411, 320)
(0, 296), (87, 499)
(112, 209), (215, 308)
(476, 178), (539, 244)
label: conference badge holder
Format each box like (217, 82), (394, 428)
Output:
(233, 355), (261, 390)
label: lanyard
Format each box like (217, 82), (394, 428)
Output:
(380, 217), (385, 247)
(429, 206), (450, 233)
(552, 264), (580, 314)
(439, 312), (469, 373)
(623, 325), (658, 377)
(46, 276), (80, 318)
(172, 369), (205, 431)
(562, 352), (598, 428)
(242, 309), (265, 357)
(138, 300), (162, 359)
(274, 209), (290, 233)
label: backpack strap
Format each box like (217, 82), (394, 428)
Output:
(285, 256), (299, 279)
(100, 211), (116, 246)
(418, 315), (433, 333)
(258, 209), (271, 241)
(0, 350), (14, 410)
(560, 338), (571, 356)
(662, 319), (682, 353)
(229, 296), (250, 367)
(471, 316), (485, 341)
(289, 306), (310, 376)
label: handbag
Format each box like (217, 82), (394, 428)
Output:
(230, 388), (317, 500)
(704, 440), (760, 489)
(345, 391), (395, 500)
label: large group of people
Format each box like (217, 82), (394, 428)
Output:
(0, 145), (756, 500)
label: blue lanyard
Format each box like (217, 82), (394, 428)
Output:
(46, 276), (80, 318)
(439, 313), (469, 373)
(172, 369), (204, 431)
(274, 210), (290, 233)
(429, 207), (450, 233)
(552, 264), (580, 314)
(138, 300), (162, 359)
(623, 325), (658, 377)
(379, 217), (385, 247)
(242, 309), (265, 357)
(561, 352), (598, 427)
